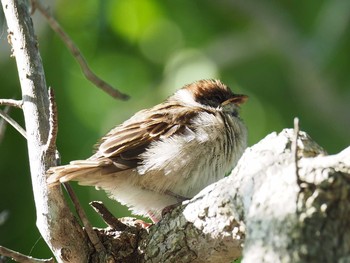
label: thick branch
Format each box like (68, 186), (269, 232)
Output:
(100, 129), (349, 262)
(209, 129), (349, 263)
(1, 0), (89, 262)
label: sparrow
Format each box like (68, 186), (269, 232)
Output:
(47, 79), (248, 222)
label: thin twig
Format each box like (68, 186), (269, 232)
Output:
(31, 0), (129, 100)
(90, 201), (128, 231)
(29, 0), (37, 15)
(0, 245), (54, 263)
(0, 109), (26, 139)
(0, 210), (9, 226)
(63, 183), (106, 253)
(45, 87), (58, 154)
(292, 117), (300, 182)
(0, 99), (23, 108)
(0, 106), (11, 143)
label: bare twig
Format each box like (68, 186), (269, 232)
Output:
(0, 99), (23, 108)
(44, 87), (58, 154)
(292, 117), (300, 182)
(31, 0), (129, 100)
(0, 98), (23, 142)
(63, 183), (106, 253)
(29, 0), (36, 14)
(0, 109), (27, 139)
(0, 210), (9, 226)
(0, 245), (54, 263)
(0, 106), (11, 143)
(90, 201), (128, 231)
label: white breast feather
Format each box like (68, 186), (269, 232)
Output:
(138, 110), (247, 198)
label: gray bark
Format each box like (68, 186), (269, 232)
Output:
(227, 129), (350, 262)
(1, 0), (90, 262)
(103, 129), (349, 263)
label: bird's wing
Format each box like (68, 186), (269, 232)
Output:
(95, 104), (201, 171)
(47, 104), (203, 185)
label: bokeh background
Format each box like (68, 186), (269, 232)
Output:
(1, 0), (349, 260)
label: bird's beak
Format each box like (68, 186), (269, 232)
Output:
(222, 94), (248, 106)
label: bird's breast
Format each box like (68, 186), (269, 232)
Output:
(136, 111), (247, 198)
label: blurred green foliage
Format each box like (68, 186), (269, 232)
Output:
(0, 0), (349, 260)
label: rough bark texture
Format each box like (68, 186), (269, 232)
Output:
(1, 0), (90, 262)
(93, 129), (349, 263)
(232, 129), (350, 262)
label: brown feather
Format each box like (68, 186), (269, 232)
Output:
(48, 101), (214, 185)
(94, 104), (206, 172)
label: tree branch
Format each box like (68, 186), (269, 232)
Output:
(0, 98), (23, 108)
(89, 129), (349, 262)
(0, 106), (11, 143)
(31, 0), (129, 100)
(63, 183), (106, 254)
(0, 245), (54, 263)
(44, 87), (58, 154)
(1, 0), (90, 262)
(0, 108), (27, 139)
(90, 201), (128, 231)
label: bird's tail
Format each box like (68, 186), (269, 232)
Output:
(47, 158), (115, 186)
